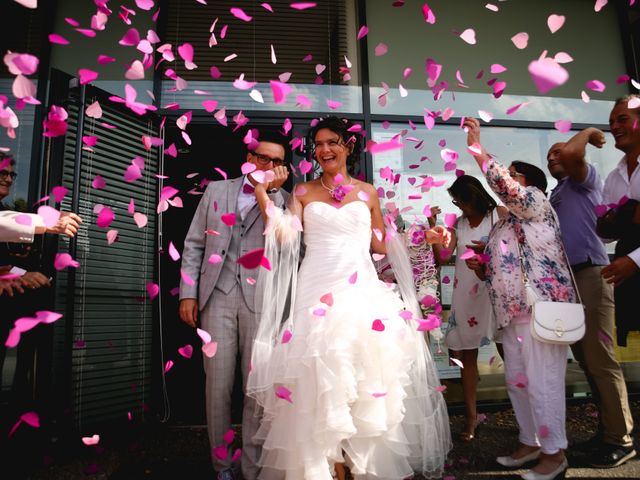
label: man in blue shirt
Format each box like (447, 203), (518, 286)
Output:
(547, 127), (635, 468)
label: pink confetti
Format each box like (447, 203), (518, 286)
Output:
(97, 55), (116, 65)
(82, 434), (100, 446)
(213, 446), (228, 460)
(595, 0), (608, 12)
(320, 292), (334, 306)
(133, 212), (148, 228)
(54, 253), (80, 271)
(539, 425), (551, 439)
(37, 205), (61, 228)
(586, 79), (606, 92)
(554, 120), (572, 133)
(459, 28), (476, 45)
(202, 341), (218, 358)
(290, 2), (316, 10)
(48, 33), (69, 45)
(348, 271), (358, 284)
(511, 32), (529, 49)
(443, 213), (457, 229)
(231, 448), (242, 462)
(357, 25), (368, 39)
(450, 357), (464, 368)
(237, 249), (271, 270)
(326, 99), (342, 110)
(261, 3), (273, 12)
(506, 102), (528, 115)
(168, 241), (181, 261)
(436, 385), (447, 392)
(146, 282), (159, 300)
(281, 329), (293, 343)
(371, 319), (385, 332)
(374, 43), (388, 56)
(369, 140), (404, 154)
(528, 56), (569, 94)
(270, 80), (292, 104)
(422, 3), (436, 24)
(221, 213), (236, 227)
(509, 372), (528, 388)
(223, 429), (235, 445)
(547, 14), (565, 33)
(275, 386), (293, 403)
(92, 175), (106, 190)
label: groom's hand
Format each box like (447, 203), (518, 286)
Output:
(267, 165), (289, 191)
(179, 298), (199, 327)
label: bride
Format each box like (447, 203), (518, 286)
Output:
(247, 117), (452, 480)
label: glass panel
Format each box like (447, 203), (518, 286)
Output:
(367, 0), (628, 121)
(162, 0), (361, 113)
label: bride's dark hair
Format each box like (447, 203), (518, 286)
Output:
(308, 116), (363, 171)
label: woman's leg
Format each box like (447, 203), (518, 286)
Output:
(460, 349), (479, 438)
(502, 324), (540, 452)
(516, 323), (568, 474)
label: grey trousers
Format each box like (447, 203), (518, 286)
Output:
(571, 266), (634, 447)
(201, 284), (261, 479)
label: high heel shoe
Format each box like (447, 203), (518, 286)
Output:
(496, 449), (541, 467)
(520, 458), (568, 480)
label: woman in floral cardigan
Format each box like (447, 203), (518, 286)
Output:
(463, 118), (575, 480)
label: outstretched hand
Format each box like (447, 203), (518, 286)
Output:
(425, 225), (451, 248)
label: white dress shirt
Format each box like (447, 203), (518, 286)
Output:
(237, 176), (257, 221)
(0, 210), (45, 243)
(602, 155), (640, 267)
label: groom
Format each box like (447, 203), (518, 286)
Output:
(179, 133), (289, 480)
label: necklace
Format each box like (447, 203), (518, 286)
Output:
(320, 175), (354, 202)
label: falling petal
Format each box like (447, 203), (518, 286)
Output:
(357, 25), (368, 39)
(547, 14), (565, 33)
(511, 32), (529, 49)
(459, 28), (476, 45)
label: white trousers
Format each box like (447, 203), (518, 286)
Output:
(502, 321), (568, 454)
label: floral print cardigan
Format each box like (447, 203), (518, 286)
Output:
(483, 160), (576, 328)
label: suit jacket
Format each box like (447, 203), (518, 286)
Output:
(179, 177), (288, 312)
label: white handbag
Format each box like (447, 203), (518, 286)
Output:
(518, 219), (585, 345)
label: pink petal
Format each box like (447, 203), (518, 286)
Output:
(547, 14), (565, 33)
(450, 357), (464, 368)
(202, 341), (218, 358)
(21, 411), (40, 428)
(196, 328), (212, 344)
(371, 319), (385, 332)
(275, 386), (293, 403)
(436, 385), (447, 392)
(422, 3), (436, 24)
(459, 28), (476, 45)
(539, 425), (551, 439)
(212, 446), (228, 460)
(54, 253), (80, 270)
(168, 241), (181, 261)
(554, 120), (572, 133)
(10, 53), (39, 75)
(48, 34), (69, 45)
(125, 60), (145, 80)
(98, 55), (116, 65)
(348, 271), (358, 284)
(290, 2), (316, 10)
(13, 74), (37, 99)
(237, 248), (266, 269)
(37, 205), (61, 228)
(459, 248), (477, 260)
(14, 0), (38, 8)
(231, 448), (242, 462)
(82, 434), (101, 446)
(594, 0), (608, 12)
(326, 99), (342, 110)
(369, 140), (404, 154)
(230, 7), (252, 22)
(223, 429), (235, 445)
(133, 212), (148, 228)
(374, 43), (388, 56)
(586, 79), (606, 92)
(221, 213), (237, 227)
(443, 213), (457, 228)
(208, 254), (223, 264)
(490, 63), (507, 74)
(281, 329), (293, 343)
(164, 360), (174, 373)
(92, 175), (106, 189)
(357, 25), (368, 39)
(270, 80), (292, 104)
(96, 207), (115, 228)
(178, 344), (193, 359)
(506, 102), (529, 115)
(261, 3), (273, 12)
(135, 0), (154, 10)
(51, 185), (69, 203)
(320, 292), (334, 306)
(119, 28), (141, 47)
(528, 56), (569, 94)
(511, 32), (529, 49)
(146, 282), (159, 300)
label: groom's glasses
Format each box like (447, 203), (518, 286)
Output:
(251, 152), (285, 167)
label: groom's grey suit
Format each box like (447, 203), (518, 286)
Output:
(180, 176), (287, 479)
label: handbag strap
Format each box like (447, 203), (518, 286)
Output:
(516, 208), (583, 305)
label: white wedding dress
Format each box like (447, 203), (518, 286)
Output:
(248, 201), (451, 480)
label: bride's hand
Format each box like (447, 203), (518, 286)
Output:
(425, 225), (451, 248)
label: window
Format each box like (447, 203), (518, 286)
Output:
(162, 0), (361, 112)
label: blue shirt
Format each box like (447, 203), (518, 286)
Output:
(549, 163), (609, 266)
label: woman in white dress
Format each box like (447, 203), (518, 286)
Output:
(247, 117), (452, 480)
(434, 175), (506, 442)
